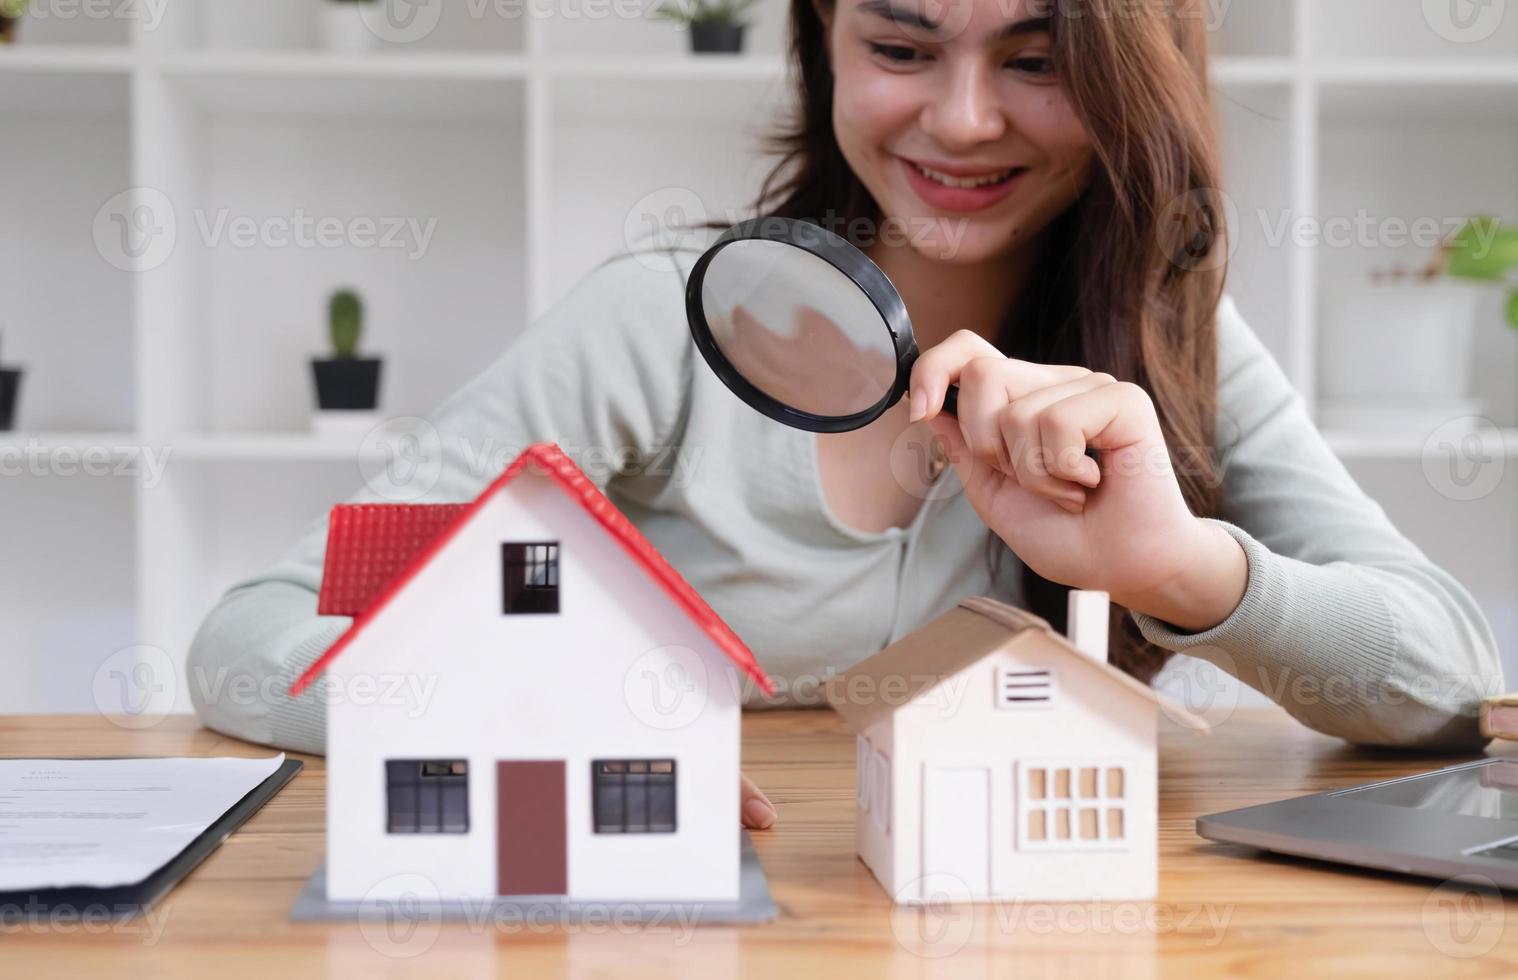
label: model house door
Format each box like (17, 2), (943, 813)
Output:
(922, 766), (991, 900)
(496, 760), (567, 896)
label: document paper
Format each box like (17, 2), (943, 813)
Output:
(0, 755), (285, 890)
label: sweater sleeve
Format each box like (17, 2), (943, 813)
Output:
(1129, 296), (1505, 750)
(185, 251), (697, 754)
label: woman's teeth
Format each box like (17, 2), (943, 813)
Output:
(911, 162), (1017, 188)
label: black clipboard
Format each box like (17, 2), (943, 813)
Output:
(0, 757), (303, 922)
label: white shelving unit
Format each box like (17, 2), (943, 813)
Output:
(2, 0), (1515, 714)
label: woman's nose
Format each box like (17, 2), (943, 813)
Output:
(920, 61), (1007, 150)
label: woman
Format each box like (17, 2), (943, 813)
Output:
(187, 0), (1502, 829)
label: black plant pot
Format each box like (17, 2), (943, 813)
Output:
(312, 358), (382, 411)
(689, 20), (745, 53)
(0, 369), (21, 431)
(0, 16), (17, 45)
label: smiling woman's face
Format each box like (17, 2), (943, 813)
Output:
(822, 0), (1096, 264)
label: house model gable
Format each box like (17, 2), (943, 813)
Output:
(291, 442), (773, 699)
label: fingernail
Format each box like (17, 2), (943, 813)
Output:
(744, 797), (776, 827)
(909, 390), (926, 422)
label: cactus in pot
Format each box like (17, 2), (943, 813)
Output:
(0, 0), (25, 44)
(330, 289), (363, 358)
(311, 289), (383, 421)
(0, 326), (22, 431)
(649, 0), (760, 53)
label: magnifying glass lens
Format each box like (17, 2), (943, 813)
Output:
(700, 239), (899, 419)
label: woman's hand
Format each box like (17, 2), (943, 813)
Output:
(909, 330), (1248, 633)
(742, 772), (776, 829)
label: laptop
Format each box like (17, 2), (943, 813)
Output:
(1198, 758), (1518, 888)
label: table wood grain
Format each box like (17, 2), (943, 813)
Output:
(3, 708), (1516, 977)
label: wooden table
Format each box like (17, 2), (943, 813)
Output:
(4, 708), (1517, 977)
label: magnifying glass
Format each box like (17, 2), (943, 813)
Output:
(684, 216), (958, 433)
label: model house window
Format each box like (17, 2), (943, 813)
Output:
(592, 759), (676, 833)
(386, 759), (469, 834)
(996, 666), (1055, 708)
(1018, 763), (1127, 850)
(502, 541), (559, 614)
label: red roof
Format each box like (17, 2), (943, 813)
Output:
(317, 503), (470, 617)
(289, 443), (773, 697)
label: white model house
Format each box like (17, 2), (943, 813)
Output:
(825, 594), (1206, 904)
(290, 443), (773, 903)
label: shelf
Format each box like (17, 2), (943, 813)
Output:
(0, 472), (135, 714)
(157, 49), (530, 80)
(0, 431), (144, 460)
(1318, 67), (1518, 121)
(139, 84), (528, 433)
(547, 53), (786, 81)
(0, 45), (133, 72)
(1, 90), (134, 432)
(158, 56), (526, 120)
(0, 61), (130, 115)
(1311, 0), (1518, 61)
(1324, 427), (1518, 460)
(148, 0), (526, 55)
(1211, 57), (1297, 87)
(168, 432), (386, 462)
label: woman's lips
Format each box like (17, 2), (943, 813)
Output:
(898, 156), (1026, 214)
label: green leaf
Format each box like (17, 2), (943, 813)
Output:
(1446, 216), (1518, 283)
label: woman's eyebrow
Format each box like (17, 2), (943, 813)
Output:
(856, 0), (1052, 41)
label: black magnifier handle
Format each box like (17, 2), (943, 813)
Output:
(942, 385), (959, 417)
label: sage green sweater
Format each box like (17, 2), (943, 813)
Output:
(186, 234), (1504, 754)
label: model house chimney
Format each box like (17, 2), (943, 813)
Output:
(1066, 590), (1109, 665)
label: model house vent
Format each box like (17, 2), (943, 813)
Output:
(997, 666), (1055, 708)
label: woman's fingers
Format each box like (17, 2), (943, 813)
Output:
(997, 374), (1114, 511)
(909, 331), (1087, 422)
(741, 772), (776, 829)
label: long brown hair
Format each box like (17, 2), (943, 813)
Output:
(731, 0), (1228, 683)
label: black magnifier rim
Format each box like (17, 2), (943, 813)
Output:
(684, 216), (919, 434)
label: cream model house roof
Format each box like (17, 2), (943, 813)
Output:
(824, 596), (1209, 733)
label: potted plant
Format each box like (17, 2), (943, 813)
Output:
(649, 0), (760, 54)
(1318, 216), (1518, 431)
(1, 0), (26, 45)
(311, 290), (383, 431)
(1445, 216), (1518, 328)
(0, 327), (22, 432)
(322, 0), (378, 53)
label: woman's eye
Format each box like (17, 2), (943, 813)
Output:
(868, 42), (924, 65)
(1008, 56), (1055, 77)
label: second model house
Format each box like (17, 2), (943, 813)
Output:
(825, 594), (1207, 904)
(290, 443), (774, 903)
